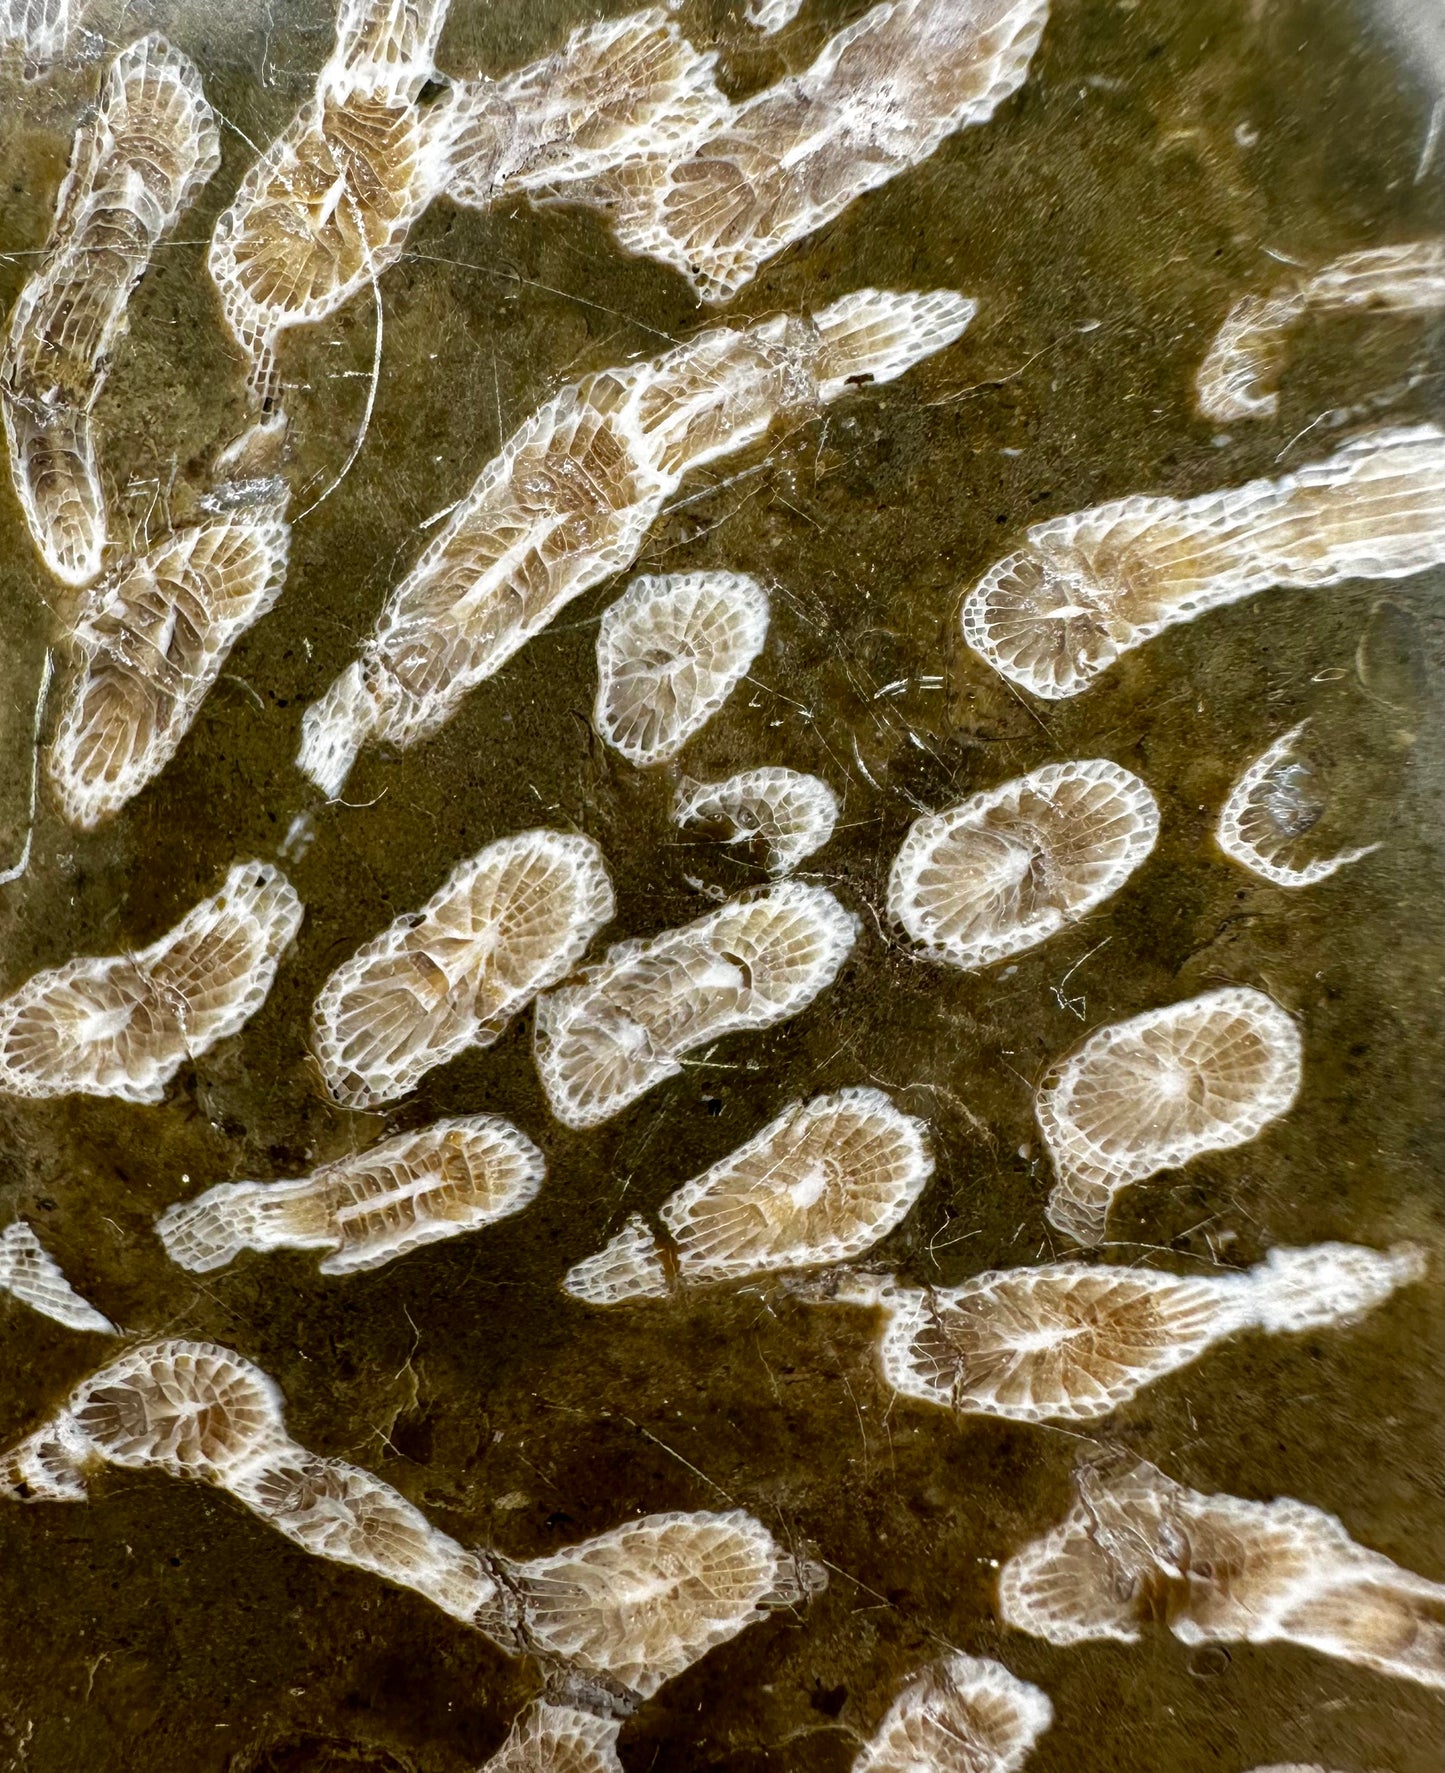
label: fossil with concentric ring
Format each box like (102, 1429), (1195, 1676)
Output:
(534, 882), (858, 1129)
(47, 421), (290, 829)
(595, 572), (770, 766)
(0, 1222), (115, 1335)
(1, 34), (219, 584)
(674, 767), (840, 876)
(1216, 720), (1381, 888)
(0, 860), (302, 1103)
(961, 425), (1445, 700)
(854, 1652), (1053, 1773)
(553, 0), (1051, 303)
(1195, 240), (1445, 422)
(156, 1115), (545, 1276)
(3, 1340), (821, 1698)
(887, 759), (1158, 969)
(207, 0), (458, 403)
(1035, 986), (1303, 1245)
(564, 1088), (932, 1303)
(310, 829), (613, 1109)
(297, 288), (974, 795)
(826, 1243), (1423, 1422)
(998, 1454), (1445, 1689)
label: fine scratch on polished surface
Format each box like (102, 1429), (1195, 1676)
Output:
(999, 1454), (1445, 1689)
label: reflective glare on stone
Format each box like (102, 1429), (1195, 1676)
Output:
(0, 1222), (116, 1335)
(156, 1115), (545, 1276)
(962, 425), (1445, 700)
(853, 1652), (1053, 1773)
(595, 571), (770, 766)
(297, 288), (974, 795)
(827, 1244), (1423, 1422)
(887, 759), (1158, 969)
(999, 1455), (1445, 1689)
(0, 861), (302, 1103)
(533, 883), (859, 1129)
(674, 766), (840, 876)
(1195, 240), (1445, 422)
(563, 1088), (933, 1303)
(310, 829), (613, 1108)
(1035, 986), (1304, 1245)
(1217, 720), (1381, 888)
(2, 34), (219, 584)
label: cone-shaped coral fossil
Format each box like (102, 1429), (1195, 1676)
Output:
(3, 1339), (824, 1701)
(887, 760), (1158, 970)
(543, 0), (1051, 304)
(1216, 720), (1381, 888)
(298, 288), (974, 795)
(479, 1703), (623, 1773)
(999, 1454), (1445, 1689)
(310, 829), (613, 1109)
(962, 426), (1445, 700)
(0, 1222), (116, 1335)
(47, 420), (291, 829)
(1034, 987), (1303, 1245)
(2, 35), (220, 584)
(674, 767), (840, 877)
(853, 1652), (1053, 1773)
(595, 572), (770, 766)
(0, 861), (302, 1103)
(820, 1244), (1423, 1422)
(534, 884), (858, 1130)
(564, 1088), (933, 1303)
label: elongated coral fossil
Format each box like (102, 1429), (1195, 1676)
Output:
(999, 1454), (1445, 1689)
(298, 288), (973, 795)
(2, 35), (219, 584)
(962, 426), (1445, 699)
(0, 861), (302, 1103)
